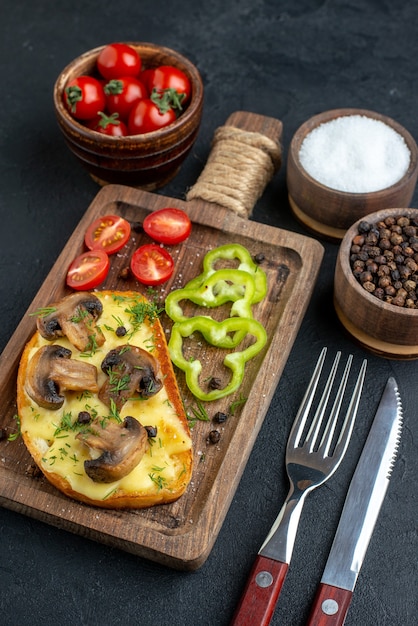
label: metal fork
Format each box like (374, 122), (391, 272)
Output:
(231, 348), (367, 626)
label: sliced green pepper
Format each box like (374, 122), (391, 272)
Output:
(165, 268), (257, 324)
(168, 316), (267, 401)
(185, 243), (267, 303)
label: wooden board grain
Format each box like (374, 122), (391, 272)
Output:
(0, 113), (324, 570)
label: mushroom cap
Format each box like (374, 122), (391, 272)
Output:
(36, 292), (105, 352)
(24, 344), (98, 410)
(99, 344), (163, 410)
(77, 416), (149, 483)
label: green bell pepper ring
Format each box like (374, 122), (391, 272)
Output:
(185, 243), (267, 303)
(165, 268), (257, 324)
(168, 316), (267, 401)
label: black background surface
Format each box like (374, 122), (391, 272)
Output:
(1, 1), (417, 625)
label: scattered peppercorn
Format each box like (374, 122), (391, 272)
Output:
(213, 411), (228, 424)
(77, 411), (91, 425)
(208, 377), (222, 390)
(145, 425), (158, 438)
(116, 325), (127, 337)
(254, 252), (265, 264)
(349, 215), (418, 308)
(118, 267), (130, 280)
(208, 429), (221, 444)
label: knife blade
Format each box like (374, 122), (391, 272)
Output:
(307, 376), (403, 626)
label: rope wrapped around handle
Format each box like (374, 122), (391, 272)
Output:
(186, 125), (282, 219)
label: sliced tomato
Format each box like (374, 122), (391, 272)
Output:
(84, 215), (131, 255)
(143, 208), (192, 245)
(130, 244), (174, 286)
(66, 249), (110, 290)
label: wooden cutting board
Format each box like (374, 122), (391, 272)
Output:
(0, 112), (324, 570)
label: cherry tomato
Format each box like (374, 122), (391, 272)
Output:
(130, 244), (174, 285)
(84, 215), (131, 254)
(128, 98), (176, 134)
(104, 76), (148, 121)
(97, 43), (141, 80)
(87, 112), (128, 136)
(144, 65), (191, 104)
(64, 76), (106, 120)
(66, 249), (110, 290)
(143, 208), (192, 245)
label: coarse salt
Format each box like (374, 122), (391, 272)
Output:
(298, 115), (411, 193)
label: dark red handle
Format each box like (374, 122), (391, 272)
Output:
(230, 555), (288, 626)
(306, 583), (353, 626)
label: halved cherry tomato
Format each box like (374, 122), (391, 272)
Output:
(66, 249), (110, 290)
(97, 43), (141, 80)
(84, 215), (131, 255)
(130, 244), (174, 285)
(143, 208), (192, 245)
(64, 76), (106, 120)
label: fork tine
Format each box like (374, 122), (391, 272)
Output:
(305, 351), (343, 451)
(318, 354), (353, 456)
(333, 357), (368, 456)
(289, 346), (328, 447)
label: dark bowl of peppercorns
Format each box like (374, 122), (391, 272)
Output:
(334, 207), (418, 359)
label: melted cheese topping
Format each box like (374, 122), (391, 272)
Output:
(20, 292), (192, 503)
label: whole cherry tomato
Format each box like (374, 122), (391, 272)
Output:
(97, 43), (141, 80)
(104, 76), (148, 121)
(64, 76), (106, 120)
(144, 65), (191, 104)
(128, 98), (176, 134)
(87, 112), (128, 136)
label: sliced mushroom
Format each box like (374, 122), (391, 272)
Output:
(99, 345), (163, 411)
(36, 292), (105, 352)
(25, 344), (99, 410)
(76, 416), (148, 483)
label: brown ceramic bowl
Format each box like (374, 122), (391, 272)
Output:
(334, 207), (418, 359)
(287, 108), (418, 241)
(53, 42), (204, 189)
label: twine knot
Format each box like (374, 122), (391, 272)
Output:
(186, 125), (282, 218)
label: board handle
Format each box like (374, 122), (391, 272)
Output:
(186, 111), (283, 219)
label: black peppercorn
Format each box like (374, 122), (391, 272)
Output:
(213, 411), (228, 424)
(208, 429), (221, 444)
(77, 411), (91, 425)
(116, 326), (127, 337)
(145, 425), (158, 438)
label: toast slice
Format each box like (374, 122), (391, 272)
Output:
(17, 290), (193, 509)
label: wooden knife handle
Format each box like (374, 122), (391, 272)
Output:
(230, 555), (288, 626)
(306, 583), (353, 626)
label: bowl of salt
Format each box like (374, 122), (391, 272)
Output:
(287, 108), (418, 241)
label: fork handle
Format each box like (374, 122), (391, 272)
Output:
(230, 555), (288, 626)
(306, 583), (353, 626)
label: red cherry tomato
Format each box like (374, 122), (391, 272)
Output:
(143, 208), (192, 245)
(130, 244), (174, 285)
(87, 112), (128, 136)
(64, 76), (106, 120)
(97, 43), (141, 80)
(128, 98), (176, 134)
(104, 76), (148, 121)
(84, 215), (131, 254)
(66, 249), (110, 290)
(144, 65), (191, 104)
